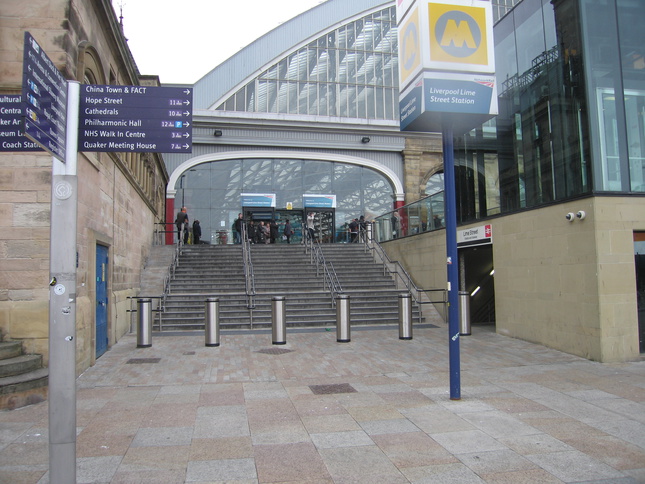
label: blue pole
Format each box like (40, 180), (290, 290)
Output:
(443, 124), (461, 400)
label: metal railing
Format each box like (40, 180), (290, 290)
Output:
(241, 224), (256, 310)
(303, 227), (343, 307)
(359, 224), (447, 323)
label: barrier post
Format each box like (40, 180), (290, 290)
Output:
(336, 294), (351, 343)
(398, 293), (413, 340)
(205, 297), (220, 347)
(272, 296), (286, 345)
(137, 298), (152, 348)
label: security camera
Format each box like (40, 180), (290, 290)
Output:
(576, 211), (586, 220)
(565, 212), (575, 221)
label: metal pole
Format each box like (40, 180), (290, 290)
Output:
(336, 294), (351, 343)
(205, 297), (220, 347)
(443, 125), (461, 400)
(272, 296), (286, 345)
(398, 293), (413, 340)
(137, 298), (152, 348)
(49, 80), (79, 484)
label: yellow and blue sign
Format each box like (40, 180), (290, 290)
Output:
(397, 0), (496, 134)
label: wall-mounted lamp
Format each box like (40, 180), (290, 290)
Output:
(361, 136), (370, 144)
(214, 130), (223, 137)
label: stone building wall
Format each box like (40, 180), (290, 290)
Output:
(0, 0), (168, 373)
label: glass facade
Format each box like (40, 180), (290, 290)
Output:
(450, 0), (644, 225)
(215, 6), (399, 121)
(178, 158), (394, 244)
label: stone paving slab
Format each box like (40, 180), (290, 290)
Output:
(0, 325), (644, 483)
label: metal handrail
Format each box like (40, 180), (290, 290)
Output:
(241, 224), (256, 310)
(304, 235), (343, 306)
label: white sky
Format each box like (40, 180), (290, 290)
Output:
(112, 0), (326, 84)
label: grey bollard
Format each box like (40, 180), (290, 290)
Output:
(459, 291), (471, 336)
(336, 294), (351, 343)
(205, 297), (220, 347)
(272, 296), (286, 345)
(137, 298), (152, 348)
(398, 293), (413, 340)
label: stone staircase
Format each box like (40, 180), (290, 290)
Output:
(0, 337), (48, 410)
(155, 243), (424, 330)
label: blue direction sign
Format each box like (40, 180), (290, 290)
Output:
(0, 94), (42, 152)
(78, 85), (192, 153)
(21, 32), (67, 161)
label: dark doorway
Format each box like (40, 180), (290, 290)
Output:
(459, 244), (495, 325)
(634, 233), (645, 353)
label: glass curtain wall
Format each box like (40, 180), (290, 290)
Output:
(216, 6), (399, 122)
(179, 159), (394, 244)
(453, 0), (594, 224)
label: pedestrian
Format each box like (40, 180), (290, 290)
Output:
(261, 221), (270, 244)
(233, 213), (243, 244)
(358, 215), (367, 242)
(283, 219), (294, 244)
(269, 219), (279, 244)
(349, 218), (359, 243)
(175, 206), (189, 244)
(248, 220), (257, 244)
(192, 220), (201, 244)
(306, 212), (315, 242)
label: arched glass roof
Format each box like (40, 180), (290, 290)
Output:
(215, 5), (399, 121)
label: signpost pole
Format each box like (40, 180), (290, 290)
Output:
(48, 80), (79, 484)
(443, 124), (461, 400)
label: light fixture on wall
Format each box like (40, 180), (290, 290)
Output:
(361, 136), (370, 143)
(214, 130), (223, 137)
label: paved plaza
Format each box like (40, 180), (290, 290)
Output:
(0, 324), (644, 483)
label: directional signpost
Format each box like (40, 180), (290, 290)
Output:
(21, 32), (67, 161)
(78, 85), (192, 153)
(0, 94), (41, 152)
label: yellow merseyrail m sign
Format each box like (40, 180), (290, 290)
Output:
(397, 0), (496, 135)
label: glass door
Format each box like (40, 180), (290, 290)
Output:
(274, 209), (304, 244)
(315, 210), (335, 243)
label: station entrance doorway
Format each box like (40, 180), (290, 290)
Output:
(243, 208), (336, 243)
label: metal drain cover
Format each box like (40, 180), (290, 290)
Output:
(257, 348), (294, 355)
(126, 358), (161, 364)
(183, 351), (196, 356)
(309, 383), (357, 395)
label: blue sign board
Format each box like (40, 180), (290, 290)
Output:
(78, 85), (192, 153)
(241, 193), (276, 207)
(0, 94), (42, 152)
(303, 194), (336, 208)
(21, 32), (67, 161)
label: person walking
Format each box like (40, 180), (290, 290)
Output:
(283, 219), (294, 244)
(175, 207), (189, 244)
(261, 221), (270, 244)
(349, 218), (359, 243)
(192, 220), (202, 244)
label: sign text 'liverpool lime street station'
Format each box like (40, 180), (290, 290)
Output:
(79, 84), (193, 153)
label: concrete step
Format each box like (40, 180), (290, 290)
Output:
(0, 341), (23, 360)
(0, 367), (49, 410)
(0, 354), (43, 378)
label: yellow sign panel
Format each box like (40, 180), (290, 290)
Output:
(399, 8), (421, 86)
(428, 2), (489, 67)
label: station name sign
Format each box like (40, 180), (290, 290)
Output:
(78, 84), (192, 153)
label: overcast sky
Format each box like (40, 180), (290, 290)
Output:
(112, 0), (325, 84)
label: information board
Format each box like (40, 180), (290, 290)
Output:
(78, 85), (193, 153)
(0, 95), (41, 152)
(21, 32), (67, 161)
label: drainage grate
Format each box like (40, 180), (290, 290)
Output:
(126, 358), (161, 364)
(309, 383), (357, 395)
(183, 351), (196, 356)
(257, 348), (294, 355)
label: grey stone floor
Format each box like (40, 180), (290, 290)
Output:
(1, 324), (644, 483)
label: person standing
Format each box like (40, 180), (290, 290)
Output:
(233, 213), (243, 244)
(192, 220), (202, 244)
(306, 212), (315, 242)
(261, 221), (270, 244)
(349, 218), (359, 243)
(269, 219), (279, 244)
(175, 207), (189, 244)
(283, 219), (294, 244)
